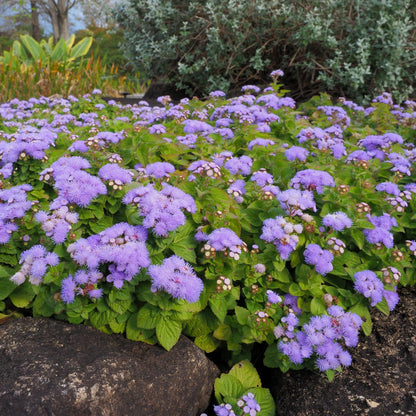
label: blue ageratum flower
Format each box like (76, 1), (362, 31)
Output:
(285, 145), (309, 162)
(375, 181), (401, 196)
(353, 270), (384, 307)
(10, 244), (59, 286)
(123, 183), (196, 237)
(363, 213), (397, 248)
(322, 212), (353, 231)
(303, 244), (334, 275)
(148, 255), (203, 303)
(290, 169), (335, 194)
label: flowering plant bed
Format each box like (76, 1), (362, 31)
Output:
(1, 74), (416, 415)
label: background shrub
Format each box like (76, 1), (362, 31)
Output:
(113, 0), (416, 103)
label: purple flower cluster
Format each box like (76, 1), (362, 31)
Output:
(266, 290), (282, 304)
(227, 179), (246, 203)
(317, 105), (351, 126)
(188, 159), (222, 178)
(61, 269), (104, 303)
(270, 69), (284, 78)
(145, 162), (175, 179)
(276, 305), (362, 370)
(148, 123), (166, 134)
(148, 255), (203, 303)
(406, 239), (416, 255)
(237, 392), (261, 415)
(201, 227), (245, 260)
(277, 189), (317, 216)
(296, 126), (345, 159)
(35, 206), (78, 244)
(176, 133), (198, 148)
(290, 169), (335, 194)
(123, 183), (196, 237)
(88, 131), (125, 147)
(353, 270), (384, 306)
(387, 152), (411, 176)
(250, 168), (273, 187)
(303, 244), (334, 275)
(182, 119), (213, 134)
(363, 213), (397, 248)
(260, 216), (303, 260)
(0, 126), (57, 164)
(322, 212), (353, 231)
(213, 403), (235, 416)
(66, 223), (150, 293)
(224, 155), (253, 176)
(97, 163), (133, 189)
(10, 245), (59, 286)
(375, 181), (400, 196)
(346, 150), (372, 163)
(0, 184), (33, 243)
(45, 156), (107, 207)
(247, 138), (275, 150)
(285, 145), (309, 162)
(256, 94), (295, 110)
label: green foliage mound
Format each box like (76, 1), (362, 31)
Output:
(1, 75), (416, 412)
(112, 0), (416, 103)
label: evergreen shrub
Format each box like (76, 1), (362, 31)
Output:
(112, 0), (416, 103)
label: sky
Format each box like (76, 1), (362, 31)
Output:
(0, 2), (87, 37)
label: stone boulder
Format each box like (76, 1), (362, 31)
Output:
(0, 317), (219, 416)
(269, 285), (416, 416)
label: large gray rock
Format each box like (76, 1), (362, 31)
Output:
(0, 317), (219, 416)
(270, 285), (416, 416)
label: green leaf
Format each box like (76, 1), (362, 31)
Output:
(50, 37), (68, 63)
(108, 319), (126, 333)
(375, 297), (390, 316)
(107, 298), (131, 314)
(89, 216), (113, 233)
(247, 387), (276, 416)
(263, 343), (280, 368)
(213, 323), (232, 341)
(170, 241), (196, 263)
(32, 292), (55, 317)
(0, 253), (18, 266)
(126, 313), (156, 343)
(20, 35), (42, 60)
(229, 360), (262, 390)
(69, 37), (93, 60)
(209, 296), (228, 322)
(325, 369), (336, 382)
(235, 306), (250, 325)
(288, 283), (303, 296)
(136, 304), (160, 329)
(0, 266), (16, 300)
(214, 374), (245, 402)
(184, 310), (218, 337)
(65, 34), (76, 49)
(156, 316), (182, 351)
(350, 229), (365, 250)
(210, 188), (233, 206)
(243, 209), (263, 226)
(9, 281), (35, 308)
(194, 333), (220, 353)
(310, 297), (327, 315)
(361, 316), (372, 336)
(89, 310), (117, 329)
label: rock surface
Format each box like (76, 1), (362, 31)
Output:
(0, 317), (219, 416)
(269, 285), (416, 416)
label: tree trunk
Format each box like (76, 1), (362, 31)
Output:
(47, 0), (72, 41)
(30, 1), (41, 41)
